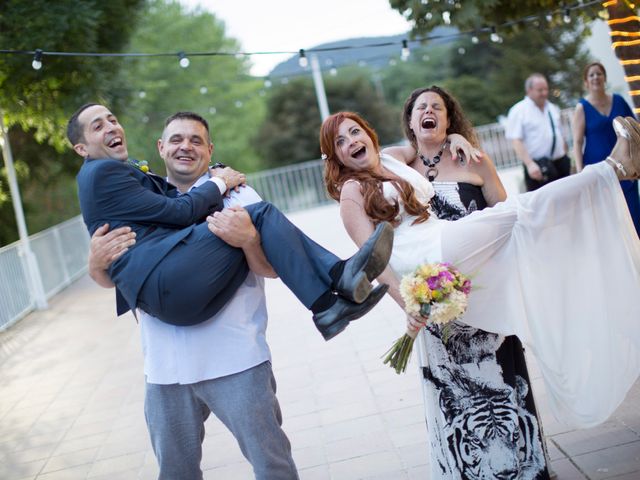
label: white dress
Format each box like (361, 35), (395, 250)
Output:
(381, 153), (640, 428)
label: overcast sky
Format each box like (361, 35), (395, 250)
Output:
(178, 0), (411, 75)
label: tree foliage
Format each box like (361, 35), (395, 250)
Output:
(0, 0), (144, 148)
(379, 21), (589, 127)
(113, 0), (266, 174)
(0, 0), (144, 245)
(388, 0), (639, 109)
(255, 70), (401, 168)
(0, 0), (266, 245)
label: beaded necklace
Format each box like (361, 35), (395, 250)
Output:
(418, 140), (449, 181)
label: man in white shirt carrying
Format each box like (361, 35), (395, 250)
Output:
(506, 73), (571, 191)
(89, 112), (298, 479)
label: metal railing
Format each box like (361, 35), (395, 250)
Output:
(0, 109), (574, 330)
(247, 108), (574, 210)
(0, 216), (90, 330)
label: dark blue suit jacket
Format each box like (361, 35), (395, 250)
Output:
(76, 158), (224, 316)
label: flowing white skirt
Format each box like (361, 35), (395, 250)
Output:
(389, 162), (640, 428)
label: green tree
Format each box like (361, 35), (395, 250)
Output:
(255, 70), (401, 168)
(381, 44), (453, 110)
(0, 0), (144, 245)
(377, 21), (588, 126)
(113, 0), (266, 174)
(388, 0), (640, 109)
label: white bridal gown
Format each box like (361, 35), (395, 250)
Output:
(381, 153), (640, 428)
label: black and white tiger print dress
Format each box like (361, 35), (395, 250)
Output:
(417, 182), (550, 479)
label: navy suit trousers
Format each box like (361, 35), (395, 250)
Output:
(137, 201), (339, 326)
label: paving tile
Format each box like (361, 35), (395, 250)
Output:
(299, 463), (331, 480)
(570, 441), (640, 479)
(4, 442), (57, 464)
(603, 472), (640, 480)
(329, 450), (404, 480)
(324, 431), (394, 463)
(286, 411), (323, 432)
(288, 426), (325, 449)
(88, 468), (144, 480)
(380, 405), (426, 430)
(37, 464), (93, 480)
(291, 445), (327, 469)
(0, 457), (46, 480)
(2, 210), (640, 480)
(388, 423), (429, 449)
(363, 471), (409, 480)
(319, 398), (379, 425)
(396, 441), (429, 469)
(282, 396), (320, 417)
(53, 432), (109, 456)
(552, 420), (640, 456)
(41, 447), (99, 473)
(545, 438), (567, 461)
(407, 463), (431, 479)
(548, 458), (588, 479)
(202, 461), (254, 480)
(322, 415), (386, 443)
(87, 451), (145, 477)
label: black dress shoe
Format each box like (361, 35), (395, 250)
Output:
(313, 284), (389, 341)
(334, 222), (393, 303)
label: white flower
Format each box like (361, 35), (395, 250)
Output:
(430, 290), (468, 324)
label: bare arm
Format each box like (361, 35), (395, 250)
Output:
(572, 104), (586, 172)
(469, 153), (507, 205)
(381, 145), (414, 164)
(340, 182), (401, 302)
(382, 135), (482, 165)
(512, 138), (543, 181)
(339, 182), (425, 332)
(88, 224), (137, 288)
(207, 206), (277, 278)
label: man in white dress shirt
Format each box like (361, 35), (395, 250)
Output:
(89, 112), (298, 479)
(506, 73), (571, 191)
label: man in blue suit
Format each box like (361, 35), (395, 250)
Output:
(70, 103), (391, 340)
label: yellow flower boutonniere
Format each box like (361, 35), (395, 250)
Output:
(128, 159), (150, 173)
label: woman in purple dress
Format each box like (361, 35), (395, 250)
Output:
(573, 61), (639, 235)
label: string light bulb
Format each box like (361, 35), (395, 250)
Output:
(32, 49), (43, 70)
(490, 27), (501, 43)
(178, 52), (190, 68)
(298, 49), (308, 68)
(471, 35), (479, 44)
(563, 9), (571, 24)
(401, 40), (410, 61)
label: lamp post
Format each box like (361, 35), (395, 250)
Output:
(310, 54), (330, 121)
(0, 111), (48, 309)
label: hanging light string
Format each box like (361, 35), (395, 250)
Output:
(1, 0), (602, 69)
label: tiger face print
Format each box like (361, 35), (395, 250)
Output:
(426, 365), (545, 479)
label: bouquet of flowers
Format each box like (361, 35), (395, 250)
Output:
(382, 262), (472, 373)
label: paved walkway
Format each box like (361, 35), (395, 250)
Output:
(1, 204), (639, 479)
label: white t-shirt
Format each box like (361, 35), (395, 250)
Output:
(505, 96), (566, 160)
(139, 176), (270, 385)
